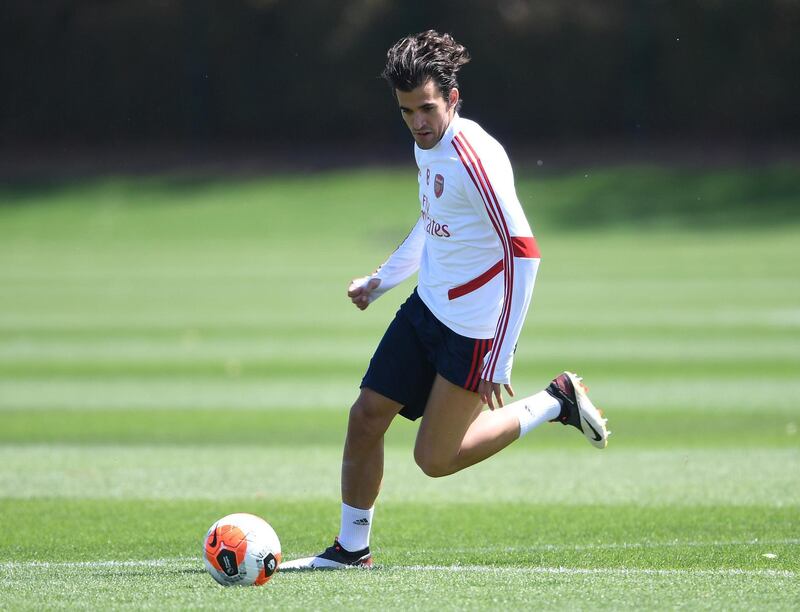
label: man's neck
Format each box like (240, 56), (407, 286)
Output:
(431, 111), (457, 148)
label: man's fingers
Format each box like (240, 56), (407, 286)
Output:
(485, 383), (495, 410)
(349, 277), (380, 302)
(348, 281), (370, 310)
(478, 379), (495, 410)
(478, 380), (511, 409)
(494, 385), (504, 408)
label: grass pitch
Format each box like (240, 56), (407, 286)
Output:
(0, 167), (799, 610)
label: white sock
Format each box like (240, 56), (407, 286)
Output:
(338, 502), (374, 552)
(509, 390), (562, 438)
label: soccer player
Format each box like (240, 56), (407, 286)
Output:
(283, 30), (608, 570)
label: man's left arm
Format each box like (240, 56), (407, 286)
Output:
(453, 134), (542, 407)
(463, 150), (541, 413)
(478, 244), (539, 407)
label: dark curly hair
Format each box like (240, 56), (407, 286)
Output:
(381, 30), (471, 110)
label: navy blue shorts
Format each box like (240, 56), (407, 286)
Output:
(361, 289), (493, 421)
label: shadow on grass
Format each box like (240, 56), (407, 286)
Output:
(528, 164), (800, 229)
(2, 164), (799, 229)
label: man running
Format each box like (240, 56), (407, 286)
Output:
(283, 30), (608, 570)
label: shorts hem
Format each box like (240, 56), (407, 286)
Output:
(436, 369), (478, 394)
(359, 381), (407, 409)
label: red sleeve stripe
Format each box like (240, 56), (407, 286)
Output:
(451, 136), (507, 261)
(452, 133), (512, 381)
(458, 134), (525, 380)
(511, 236), (540, 259)
(451, 137), (511, 314)
(454, 134), (513, 381)
(452, 132), (513, 381)
(451, 134), (511, 307)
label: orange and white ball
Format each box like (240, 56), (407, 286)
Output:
(203, 513), (281, 586)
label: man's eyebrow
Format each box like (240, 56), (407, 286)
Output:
(399, 102), (436, 111)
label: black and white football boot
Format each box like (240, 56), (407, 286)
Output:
(280, 538), (373, 570)
(547, 371), (609, 449)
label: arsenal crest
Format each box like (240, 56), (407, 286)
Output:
(434, 173), (445, 198)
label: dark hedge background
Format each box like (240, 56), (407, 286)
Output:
(2, 0), (799, 149)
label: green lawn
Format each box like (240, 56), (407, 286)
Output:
(0, 168), (798, 609)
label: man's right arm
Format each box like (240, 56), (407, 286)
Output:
(348, 217), (425, 310)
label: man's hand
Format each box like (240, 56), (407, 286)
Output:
(347, 277), (381, 310)
(478, 379), (515, 410)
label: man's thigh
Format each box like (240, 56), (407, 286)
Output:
(414, 374), (483, 462)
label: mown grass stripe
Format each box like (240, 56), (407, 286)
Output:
(400, 565), (796, 578)
(1, 558), (792, 579)
(440, 537), (800, 554)
(1, 445), (797, 506)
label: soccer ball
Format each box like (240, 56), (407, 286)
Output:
(203, 513), (281, 586)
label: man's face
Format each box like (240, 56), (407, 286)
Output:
(396, 80), (458, 150)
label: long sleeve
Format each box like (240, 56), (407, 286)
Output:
(452, 132), (541, 385)
(354, 217), (426, 304)
(482, 254), (539, 384)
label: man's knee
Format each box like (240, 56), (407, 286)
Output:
(347, 390), (397, 440)
(413, 445), (454, 478)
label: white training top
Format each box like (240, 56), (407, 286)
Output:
(358, 115), (540, 385)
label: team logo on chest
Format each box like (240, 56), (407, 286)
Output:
(434, 173), (445, 198)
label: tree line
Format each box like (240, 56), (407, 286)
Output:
(2, 0), (798, 147)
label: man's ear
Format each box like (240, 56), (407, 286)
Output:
(448, 88), (460, 109)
